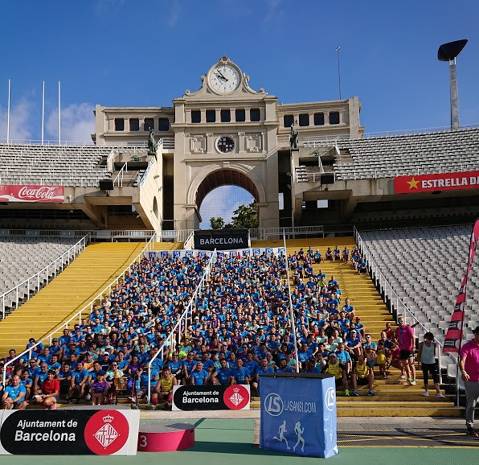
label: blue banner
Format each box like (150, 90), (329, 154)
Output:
(260, 375), (338, 458)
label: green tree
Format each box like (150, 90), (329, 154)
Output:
(231, 203), (258, 229)
(210, 217), (225, 230)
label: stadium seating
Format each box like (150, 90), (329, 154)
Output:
(359, 224), (479, 341)
(0, 242), (148, 355)
(0, 144), (147, 187)
(304, 127), (479, 180)
(0, 237), (77, 302)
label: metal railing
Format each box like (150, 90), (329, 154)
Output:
(147, 249), (217, 403)
(1, 236), (88, 319)
(139, 158), (156, 187)
(283, 232), (300, 372)
(0, 226), (329, 244)
(113, 162), (128, 187)
(295, 167), (331, 184)
(183, 231), (195, 250)
(249, 226), (325, 240)
(354, 226), (441, 338)
(2, 233), (157, 387)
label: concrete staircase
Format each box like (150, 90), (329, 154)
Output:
(252, 237), (461, 417)
(0, 241), (185, 357)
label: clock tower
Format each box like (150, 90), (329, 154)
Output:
(171, 57), (280, 231)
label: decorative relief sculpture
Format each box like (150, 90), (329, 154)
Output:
(245, 133), (262, 153)
(190, 135), (207, 154)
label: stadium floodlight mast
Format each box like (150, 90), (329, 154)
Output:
(437, 39), (468, 130)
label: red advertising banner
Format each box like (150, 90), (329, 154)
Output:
(443, 219), (479, 353)
(0, 185), (64, 203)
(394, 171), (479, 194)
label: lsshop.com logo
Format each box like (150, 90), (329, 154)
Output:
(325, 387), (336, 411)
(264, 393), (284, 416)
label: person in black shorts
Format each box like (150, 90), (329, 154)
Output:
(418, 332), (444, 398)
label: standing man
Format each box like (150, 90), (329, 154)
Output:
(459, 326), (479, 438)
(396, 317), (416, 385)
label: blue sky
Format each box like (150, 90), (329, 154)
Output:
(1, 0), (478, 226)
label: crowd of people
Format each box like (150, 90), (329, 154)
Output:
(0, 245), (441, 410)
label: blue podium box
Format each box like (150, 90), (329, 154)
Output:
(259, 374), (338, 458)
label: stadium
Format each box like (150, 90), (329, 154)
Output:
(1, 5), (479, 464)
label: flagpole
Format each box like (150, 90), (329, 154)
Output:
(6, 79), (11, 144)
(58, 81), (61, 145)
(336, 46), (342, 100)
(41, 81), (45, 145)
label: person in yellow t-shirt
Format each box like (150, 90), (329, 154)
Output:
(351, 355), (375, 396)
(325, 354), (349, 394)
(152, 367), (177, 409)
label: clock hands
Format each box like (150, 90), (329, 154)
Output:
(216, 70), (228, 81)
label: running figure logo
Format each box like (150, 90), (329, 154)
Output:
(293, 421), (305, 453)
(273, 420), (290, 450)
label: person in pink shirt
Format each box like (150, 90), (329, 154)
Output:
(396, 317), (416, 385)
(459, 326), (479, 438)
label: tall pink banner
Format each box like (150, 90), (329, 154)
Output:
(0, 185), (64, 203)
(443, 219), (479, 353)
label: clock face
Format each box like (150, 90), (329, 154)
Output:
(216, 136), (235, 153)
(208, 64), (241, 95)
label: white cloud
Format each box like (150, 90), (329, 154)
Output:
(0, 100), (33, 142)
(199, 185), (254, 228)
(168, 0), (181, 28)
(46, 103), (95, 144)
(264, 0), (283, 22)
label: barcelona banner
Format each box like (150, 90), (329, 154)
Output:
(443, 219), (479, 353)
(0, 409), (139, 455)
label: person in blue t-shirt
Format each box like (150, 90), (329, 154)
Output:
(190, 362), (209, 385)
(276, 359), (294, 374)
(335, 343), (353, 382)
(2, 375), (28, 409)
(34, 363), (50, 395)
(69, 361), (90, 401)
(231, 359), (250, 385)
(217, 359), (233, 385)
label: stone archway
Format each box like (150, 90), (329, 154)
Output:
(195, 168), (260, 210)
(195, 169), (260, 229)
(175, 162), (278, 231)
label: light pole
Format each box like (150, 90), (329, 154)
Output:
(437, 39), (468, 130)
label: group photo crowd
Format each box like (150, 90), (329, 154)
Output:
(0, 246), (443, 410)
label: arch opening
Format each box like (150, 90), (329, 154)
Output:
(196, 169), (259, 229)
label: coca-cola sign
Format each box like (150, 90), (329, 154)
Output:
(0, 185), (64, 203)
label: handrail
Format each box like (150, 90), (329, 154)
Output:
(113, 162), (128, 187)
(0, 236), (88, 320)
(283, 232), (300, 372)
(353, 226), (440, 342)
(353, 226), (461, 388)
(183, 231), (195, 250)
(2, 233), (157, 387)
(139, 157), (156, 187)
(147, 249), (217, 403)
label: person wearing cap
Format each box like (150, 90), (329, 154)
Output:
(91, 371), (110, 405)
(459, 326), (479, 438)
